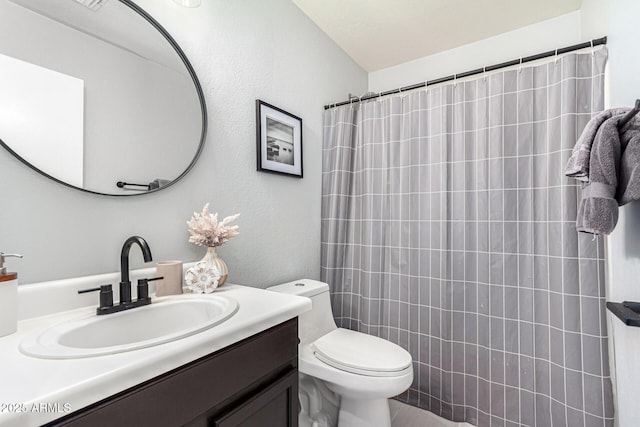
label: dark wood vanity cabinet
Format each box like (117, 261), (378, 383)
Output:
(46, 318), (299, 427)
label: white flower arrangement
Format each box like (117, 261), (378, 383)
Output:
(187, 203), (240, 248)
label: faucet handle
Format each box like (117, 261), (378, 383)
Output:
(78, 285), (104, 294)
(78, 285), (114, 312)
(137, 276), (163, 301)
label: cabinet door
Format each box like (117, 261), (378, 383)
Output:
(46, 319), (298, 427)
(212, 369), (298, 427)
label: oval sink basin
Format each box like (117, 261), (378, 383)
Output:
(20, 295), (239, 359)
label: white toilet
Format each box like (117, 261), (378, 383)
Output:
(268, 279), (413, 427)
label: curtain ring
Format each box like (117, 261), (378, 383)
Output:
(518, 58), (523, 73)
(554, 49), (559, 64)
(591, 39), (595, 56)
(483, 67), (487, 81)
(453, 73), (457, 87)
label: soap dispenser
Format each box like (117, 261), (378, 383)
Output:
(0, 253), (22, 337)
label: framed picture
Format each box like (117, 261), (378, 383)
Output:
(256, 100), (303, 178)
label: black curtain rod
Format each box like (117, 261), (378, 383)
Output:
(324, 36), (608, 110)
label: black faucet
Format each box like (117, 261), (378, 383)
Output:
(120, 236), (153, 303)
(78, 236), (162, 315)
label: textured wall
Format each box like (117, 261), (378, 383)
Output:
(0, 0), (366, 285)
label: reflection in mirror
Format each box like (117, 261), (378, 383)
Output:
(0, 0), (206, 195)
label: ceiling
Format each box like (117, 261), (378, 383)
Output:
(292, 0), (582, 72)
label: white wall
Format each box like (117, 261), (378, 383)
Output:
(581, 1), (640, 426)
(0, 53), (84, 188)
(369, 11), (583, 93)
(0, 0), (367, 285)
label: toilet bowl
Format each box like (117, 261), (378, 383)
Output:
(268, 279), (413, 427)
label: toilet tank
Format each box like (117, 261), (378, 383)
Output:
(267, 279), (337, 344)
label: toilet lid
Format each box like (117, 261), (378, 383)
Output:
(311, 328), (412, 377)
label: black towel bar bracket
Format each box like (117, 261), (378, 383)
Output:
(116, 179), (169, 191)
(606, 301), (640, 327)
(618, 99), (640, 129)
(117, 181), (150, 190)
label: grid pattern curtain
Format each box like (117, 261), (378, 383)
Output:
(321, 48), (613, 427)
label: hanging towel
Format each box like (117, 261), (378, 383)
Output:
(616, 118), (640, 204)
(568, 110), (640, 235)
(565, 108), (629, 182)
(574, 115), (622, 234)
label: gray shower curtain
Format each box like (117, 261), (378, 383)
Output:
(321, 48), (613, 426)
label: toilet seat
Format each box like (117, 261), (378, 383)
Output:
(311, 328), (412, 377)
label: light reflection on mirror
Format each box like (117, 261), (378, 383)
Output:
(0, 0), (205, 195)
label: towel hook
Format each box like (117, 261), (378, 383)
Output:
(617, 99), (640, 129)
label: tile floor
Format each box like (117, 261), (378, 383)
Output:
(390, 400), (474, 427)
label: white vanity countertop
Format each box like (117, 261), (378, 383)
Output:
(0, 284), (311, 426)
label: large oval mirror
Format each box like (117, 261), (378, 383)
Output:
(0, 0), (206, 195)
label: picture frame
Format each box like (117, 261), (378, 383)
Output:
(256, 99), (303, 178)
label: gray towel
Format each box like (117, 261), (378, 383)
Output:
(572, 112), (640, 234)
(566, 108), (629, 182)
(616, 118), (640, 204)
(575, 116), (622, 235)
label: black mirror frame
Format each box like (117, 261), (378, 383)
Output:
(0, 0), (207, 197)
